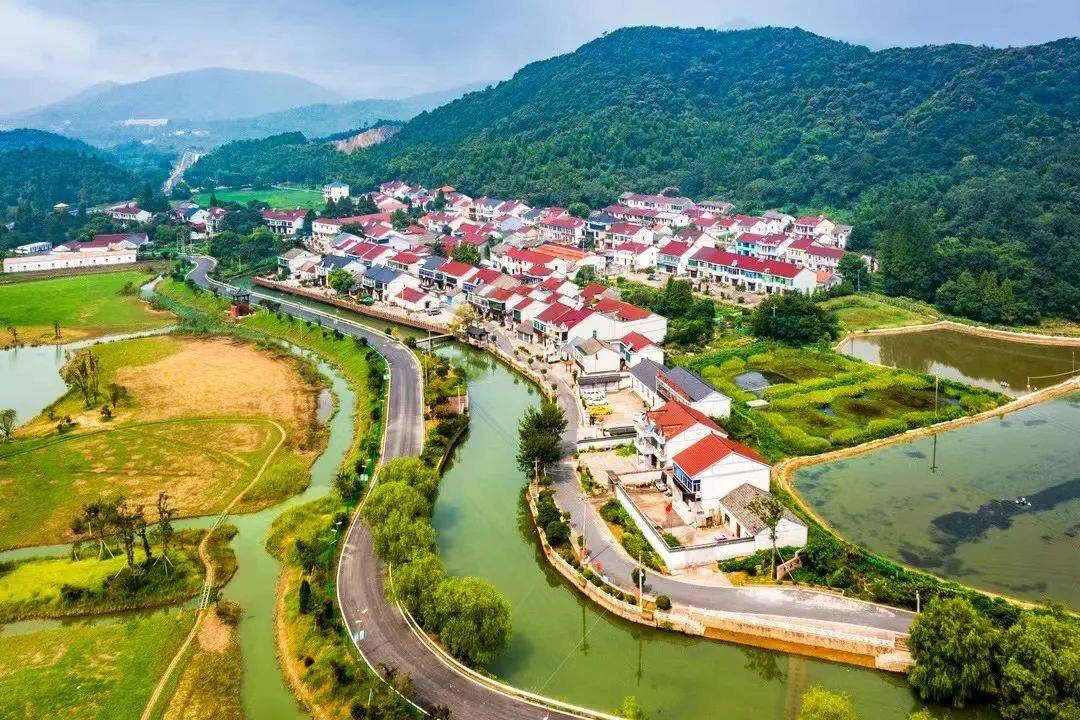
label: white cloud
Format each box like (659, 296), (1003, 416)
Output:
(0, 1), (99, 79)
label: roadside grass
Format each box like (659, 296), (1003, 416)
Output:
(0, 268), (172, 347)
(159, 608), (243, 720)
(0, 609), (195, 720)
(0, 528), (236, 623)
(689, 342), (1008, 459)
(819, 293), (939, 331)
(193, 187), (324, 210)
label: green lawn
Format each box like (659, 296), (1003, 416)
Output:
(0, 417), (298, 549)
(820, 293), (938, 332)
(0, 269), (172, 346)
(0, 609), (194, 720)
(193, 187), (324, 210)
(690, 343), (1007, 458)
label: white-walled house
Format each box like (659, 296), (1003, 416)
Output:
(634, 400), (726, 469)
(278, 248), (321, 276)
(566, 336), (622, 376)
(670, 432), (770, 517)
(656, 367), (731, 419)
(323, 182), (350, 202)
(716, 483), (808, 550)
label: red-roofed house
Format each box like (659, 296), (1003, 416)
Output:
(612, 331), (665, 367)
(613, 241), (659, 270)
(793, 215), (835, 238)
(390, 286), (436, 312)
(261, 209), (308, 235)
(433, 260), (479, 289)
(688, 247), (816, 294)
(538, 216), (586, 246)
(669, 433), (772, 519)
(604, 222), (652, 250)
(592, 297), (668, 342)
(634, 399), (724, 468)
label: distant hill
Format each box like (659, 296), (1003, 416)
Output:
(0, 128), (98, 154)
(0, 74), (485, 152)
(187, 26), (1080, 319)
(5, 68), (342, 127)
(0, 130), (140, 210)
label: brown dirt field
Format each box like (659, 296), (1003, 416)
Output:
(113, 336), (315, 428)
(197, 612), (231, 654)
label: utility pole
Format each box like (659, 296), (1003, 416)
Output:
(934, 374), (939, 416)
(636, 548), (643, 606)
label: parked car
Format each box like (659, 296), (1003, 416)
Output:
(427, 307), (441, 315)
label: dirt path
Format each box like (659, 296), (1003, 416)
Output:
(139, 419), (286, 720)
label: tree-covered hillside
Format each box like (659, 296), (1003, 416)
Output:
(0, 130), (141, 211)
(188, 26), (1080, 319)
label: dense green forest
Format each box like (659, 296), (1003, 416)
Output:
(0, 129), (142, 210)
(189, 26), (1080, 321)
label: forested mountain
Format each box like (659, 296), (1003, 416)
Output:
(0, 130), (140, 210)
(188, 26), (1080, 320)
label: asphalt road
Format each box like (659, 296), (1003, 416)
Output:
(487, 326), (915, 635)
(184, 257), (582, 719)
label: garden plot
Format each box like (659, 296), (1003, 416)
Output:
(690, 344), (1006, 458)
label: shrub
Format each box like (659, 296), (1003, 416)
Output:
(545, 520), (571, 548)
(827, 566), (854, 589)
(655, 595), (671, 611)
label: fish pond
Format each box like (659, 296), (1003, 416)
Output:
(840, 327), (1080, 395)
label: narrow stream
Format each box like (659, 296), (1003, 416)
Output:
(0, 322), (356, 720)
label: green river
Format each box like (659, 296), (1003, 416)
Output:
(1, 287), (998, 720)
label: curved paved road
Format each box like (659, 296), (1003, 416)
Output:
(184, 257), (581, 719)
(487, 328), (915, 635)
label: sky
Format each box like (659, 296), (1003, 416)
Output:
(2, 0), (1079, 114)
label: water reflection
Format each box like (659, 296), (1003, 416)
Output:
(842, 328), (1080, 394)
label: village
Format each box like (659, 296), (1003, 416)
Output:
(0, 179), (882, 569)
(207, 179), (865, 570)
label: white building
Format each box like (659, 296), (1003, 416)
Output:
(323, 182), (350, 203)
(4, 248), (136, 273)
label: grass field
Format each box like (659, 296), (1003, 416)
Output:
(0, 528), (236, 622)
(157, 278), (377, 465)
(820, 293), (939, 331)
(0, 334), (323, 549)
(193, 187), (324, 210)
(0, 269), (173, 347)
(690, 343), (1007, 458)
(0, 609), (195, 720)
(160, 608), (243, 720)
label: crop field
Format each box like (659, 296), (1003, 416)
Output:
(690, 343), (1007, 458)
(1, 334), (322, 548)
(193, 187), (324, 210)
(0, 269), (172, 346)
(0, 610), (194, 720)
(819, 293), (938, 331)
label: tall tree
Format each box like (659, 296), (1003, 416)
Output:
(0, 408), (15, 441)
(746, 493), (785, 579)
(750, 292), (840, 345)
(996, 611), (1080, 720)
(877, 209), (938, 302)
(908, 596), (1000, 708)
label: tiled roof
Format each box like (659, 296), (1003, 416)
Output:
(719, 483), (802, 535)
(673, 435), (766, 478)
(620, 331), (655, 351)
(644, 400), (722, 440)
(593, 297), (651, 321)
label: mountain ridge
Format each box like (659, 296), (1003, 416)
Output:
(186, 25), (1080, 319)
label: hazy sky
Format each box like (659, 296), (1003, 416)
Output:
(2, 0), (1078, 113)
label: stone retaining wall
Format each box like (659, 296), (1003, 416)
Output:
(525, 483), (912, 672)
